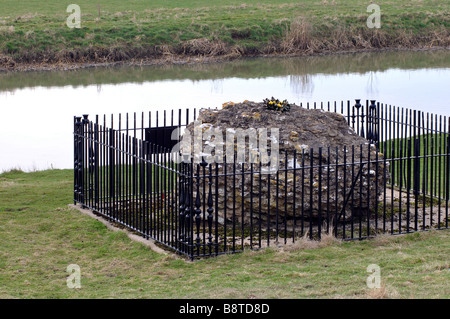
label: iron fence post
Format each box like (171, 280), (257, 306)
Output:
(194, 163), (202, 254)
(74, 116), (82, 204)
(94, 122), (99, 206)
(368, 100), (378, 146)
(88, 122), (94, 206)
(414, 138), (420, 231)
(185, 158), (194, 258)
(446, 134), (450, 228)
(406, 139), (412, 233)
(81, 114), (89, 207)
(354, 99), (362, 137)
(179, 159), (186, 250)
(207, 163), (214, 253)
(109, 127), (115, 206)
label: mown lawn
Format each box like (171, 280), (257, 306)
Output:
(0, 169), (448, 298)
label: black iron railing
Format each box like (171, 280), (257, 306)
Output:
(74, 100), (450, 259)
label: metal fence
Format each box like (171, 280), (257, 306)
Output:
(73, 100), (450, 259)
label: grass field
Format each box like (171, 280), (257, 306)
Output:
(0, 169), (448, 298)
(0, 0), (449, 68)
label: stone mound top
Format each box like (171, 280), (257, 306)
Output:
(193, 100), (373, 159)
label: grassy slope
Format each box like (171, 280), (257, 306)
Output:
(0, 0), (449, 67)
(0, 169), (448, 298)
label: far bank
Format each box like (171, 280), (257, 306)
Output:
(0, 0), (449, 72)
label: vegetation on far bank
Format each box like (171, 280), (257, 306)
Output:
(0, 169), (449, 298)
(0, 0), (449, 70)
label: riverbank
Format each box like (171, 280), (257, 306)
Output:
(0, 0), (449, 72)
(1, 46), (450, 73)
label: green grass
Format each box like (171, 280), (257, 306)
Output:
(0, 0), (448, 65)
(0, 169), (449, 298)
(382, 133), (450, 197)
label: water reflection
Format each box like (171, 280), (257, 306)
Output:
(0, 50), (449, 172)
(366, 71), (379, 96)
(289, 74), (314, 97)
(0, 50), (448, 93)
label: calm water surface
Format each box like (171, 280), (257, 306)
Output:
(0, 50), (449, 171)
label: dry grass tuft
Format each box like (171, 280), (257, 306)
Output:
(370, 233), (398, 247)
(281, 224), (341, 252)
(366, 282), (400, 299)
(366, 284), (389, 299)
(0, 180), (17, 188)
(0, 25), (15, 33)
(281, 18), (314, 53)
(15, 13), (38, 21)
(282, 236), (320, 251)
(226, 4), (248, 10)
(0, 53), (16, 68)
(183, 37), (228, 56)
(319, 231), (342, 247)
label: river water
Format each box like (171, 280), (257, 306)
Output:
(0, 49), (449, 172)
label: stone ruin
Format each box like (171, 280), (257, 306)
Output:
(182, 100), (388, 226)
